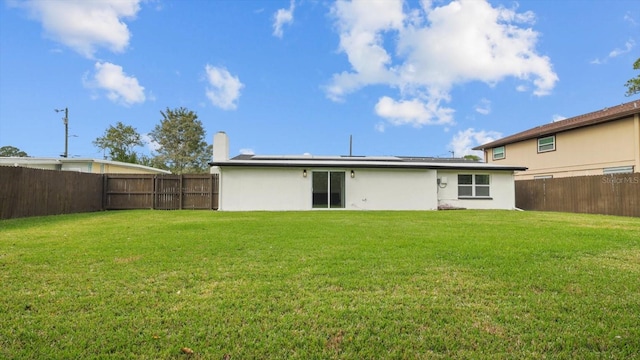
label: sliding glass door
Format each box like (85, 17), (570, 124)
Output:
(312, 171), (345, 208)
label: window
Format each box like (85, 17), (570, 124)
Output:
(538, 135), (555, 153)
(492, 146), (505, 160)
(458, 174), (490, 198)
(603, 166), (634, 175)
(312, 171), (345, 208)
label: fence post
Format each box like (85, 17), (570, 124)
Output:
(179, 175), (183, 210)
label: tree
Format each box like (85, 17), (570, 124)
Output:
(0, 146), (28, 157)
(625, 57), (640, 97)
(149, 107), (211, 174)
(463, 154), (481, 161)
(93, 122), (144, 163)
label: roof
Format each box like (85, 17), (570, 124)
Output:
(210, 154), (527, 171)
(473, 99), (640, 150)
(0, 157), (171, 174)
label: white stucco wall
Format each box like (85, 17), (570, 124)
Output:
(219, 166), (516, 211)
(436, 170), (516, 210)
(218, 166), (439, 211)
(219, 167), (309, 211)
(346, 168), (437, 210)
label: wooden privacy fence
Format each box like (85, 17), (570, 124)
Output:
(515, 173), (640, 217)
(103, 174), (219, 210)
(0, 166), (104, 219)
(0, 167), (219, 219)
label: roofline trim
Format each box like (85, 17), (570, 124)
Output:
(473, 102), (640, 150)
(209, 160), (527, 172)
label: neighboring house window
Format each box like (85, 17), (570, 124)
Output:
(458, 174), (490, 198)
(603, 166), (634, 174)
(492, 146), (505, 160)
(538, 135), (556, 153)
(312, 171), (345, 208)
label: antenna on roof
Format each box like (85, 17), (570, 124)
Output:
(349, 135), (353, 157)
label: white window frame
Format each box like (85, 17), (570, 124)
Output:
(538, 135), (556, 153)
(458, 174), (491, 199)
(603, 166), (634, 175)
(492, 146), (505, 160)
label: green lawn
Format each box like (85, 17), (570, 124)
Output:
(1, 210), (639, 359)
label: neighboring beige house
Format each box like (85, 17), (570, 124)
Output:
(0, 157), (171, 174)
(473, 100), (640, 180)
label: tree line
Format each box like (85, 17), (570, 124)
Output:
(93, 107), (212, 174)
(0, 107), (212, 174)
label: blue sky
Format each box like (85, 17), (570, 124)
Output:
(1, 0), (638, 160)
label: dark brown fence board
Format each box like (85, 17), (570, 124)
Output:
(182, 174), (218, 209)
(2, 169), (219, 219)
(1, 166), (103, 219)
(154, 175), (181, 210)
(104, 174), (154, 209)
(105, 174), (218, 211)
(516, 173), (640, 217)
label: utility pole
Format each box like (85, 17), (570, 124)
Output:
(55, 107), (68, 158)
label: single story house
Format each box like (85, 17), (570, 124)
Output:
(473, 99), (640, 180)
(0, 157), (171, 175)
(209, 132), (526, 211)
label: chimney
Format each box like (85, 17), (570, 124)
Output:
(211, 131), (229, 175)
(213, 131), (229, 162)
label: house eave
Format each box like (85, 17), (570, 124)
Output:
(209, 159), (527, 172)
(473, 100), (640, 151)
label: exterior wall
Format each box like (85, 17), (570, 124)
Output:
(436, 170), (517, 210)
(0, 159), (168, 174)
(485, 117), (639, 180)
(346, 168), (437, 210)
(0, 162), (59, 171)
(61, 162), (90, 172)
(92, 163), (166, 174)
(219, 167), (310, 211)
(60, 162), (166, 174)
(218, 167), (439, 211)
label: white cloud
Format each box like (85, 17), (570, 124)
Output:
(552, 114), (566, 122)
(204, 65), (244, 110)
(474, 98), (491, 115)
(326, 0), (404, 101)
(449, 128), (502, 158)
(374, 96), (454, 126)
(273, 0), (295, 38)
(12, 0), (142, 58)
(141, 133), (160, 152)
(609, 39), (635, 58)
(85, 62), (145, 106)
(591, 39), (636, 64)
(327, 0), (558, 127)
(624, 12), (638, 26)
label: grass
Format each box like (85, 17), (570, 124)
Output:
(1, 210), (639, 359)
